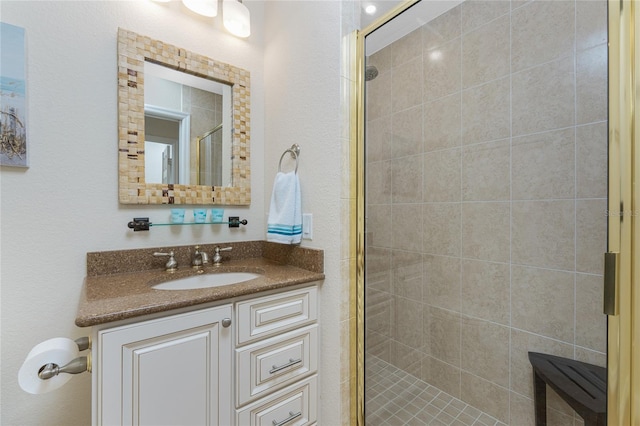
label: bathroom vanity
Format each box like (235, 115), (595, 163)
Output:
(76, 242), (323, 426)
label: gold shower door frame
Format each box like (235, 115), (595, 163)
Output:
(607, 0), (639, 424)
(350, 0), (640, 424)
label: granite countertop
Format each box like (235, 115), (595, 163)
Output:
(76, 242), (324, 327)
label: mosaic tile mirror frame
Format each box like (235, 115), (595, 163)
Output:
(117, 28), (250, 205)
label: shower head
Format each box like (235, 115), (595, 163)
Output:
(365, 65), (379, 81)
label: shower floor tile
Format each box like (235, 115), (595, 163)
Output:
(365, 356), (507, 426)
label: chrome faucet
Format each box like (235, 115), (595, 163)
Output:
(212, 246), (232, 265)
(154, 251), (178, 272)
(191, 245), (209, 268)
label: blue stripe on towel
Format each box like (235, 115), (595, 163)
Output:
(267, 225), (302, 236)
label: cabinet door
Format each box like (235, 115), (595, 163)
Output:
(95, 305), (232, 426)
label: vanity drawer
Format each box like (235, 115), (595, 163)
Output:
(236, 324), (318, 406)
(236, 286), (317, 345)
(236, 375), (317, 426)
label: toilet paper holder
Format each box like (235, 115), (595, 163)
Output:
(37, 337), (91, 380)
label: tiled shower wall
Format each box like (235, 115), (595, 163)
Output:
(364, 0), (607, 424)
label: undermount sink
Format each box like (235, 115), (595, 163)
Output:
(152, 272), (261, 291)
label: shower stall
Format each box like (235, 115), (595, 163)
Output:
(359, 1), (609, 424)
(196, 123), (224, 186)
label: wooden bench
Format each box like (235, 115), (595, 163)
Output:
(528, 352), (606, 426)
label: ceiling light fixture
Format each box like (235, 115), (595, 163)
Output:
(223, 0), (251, 38)
(182, 0), (219, 17)
(364, 4), (377, 15)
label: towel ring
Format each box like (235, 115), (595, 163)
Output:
(278, 144), (300, 173)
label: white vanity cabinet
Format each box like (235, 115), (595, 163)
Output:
(92, 304), (233, 426)
(235, 286), (319, 426)
(91, 284), (320, 426)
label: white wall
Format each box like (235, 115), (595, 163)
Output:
(263, 2), (345, 424)
(0, 1), (265, 424)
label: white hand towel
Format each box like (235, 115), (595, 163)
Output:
(267, 171), (302, 244)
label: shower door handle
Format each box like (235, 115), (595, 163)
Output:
(603, 252), (619, 315)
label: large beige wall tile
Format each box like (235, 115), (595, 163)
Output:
(462, 202), (510, 263)
(576, 0), (608, 51)
(460, 372), (509, 423)
(461, 317), (510, 387)
(462, 139), (510, 201)
(510, 392), (536, 426)
(424, 37), (461, 102)
(424, 93), (461, 152)
(366, 160), (392, 205)
(512, 200), (575, 270)
(511, 265), (575, 342)
(392, 203), (423, 252)
(366, 116), (392, 163)
(394, 296), (424, 350)
(422, 356), (461, 398)
(424, 254), (461, 312)
(423, 202), (461, 256)
(461, 15), (510, 88)
(392, 57), (423, 112)
(391, 340), (423, 378)
(576, 199), (606, 275)
(365, 329), (391, 362)
(366, 69), (392, 121)
(512, 57), (575, 137)
(460, 0), (510, 34)
(429, 307), (461, 366)
(512, 128), (575, 200)
(366, 288), (393, 337)
(365, 246), (391, 279)
(510, 329), (574, 399)
(510, 392), (577, 426)
(577, 43), (608, 125)
(576, 122), (608, 199)
(575, 346), (606, 368)
(461, 259), (510, 325)
(422, 5), (461, 51)
(391, 28), (422, 67)
(422, 304), (432, 355)
(366, 204), (392, 248)
(368, 46), (392, 75)
(392, 250), (423, 300)
(392, 154), (423, 203)
(365, 268), (391, 296)
(511, 0), (574, 72)
(576, 273), (606, 353)
(392, 105), (423, 158)
(423, 148), (461, 202)
(461, 77), (510, 145)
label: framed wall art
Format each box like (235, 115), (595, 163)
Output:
(1, 22), (28, 168)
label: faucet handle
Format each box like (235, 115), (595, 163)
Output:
(213, 246), (232, 265)
(154, 251), (178, 272)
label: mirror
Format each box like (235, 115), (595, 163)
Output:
(117, 28), (250, 205)
(144, 62), (232, 187)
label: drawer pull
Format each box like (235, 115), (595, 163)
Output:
(272, 410), (302, 426)
(269, 358), (302, 374)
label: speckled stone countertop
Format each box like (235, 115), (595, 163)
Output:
(76, 241), (324, 327)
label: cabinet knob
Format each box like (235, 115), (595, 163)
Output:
(221, 318), (232, 328)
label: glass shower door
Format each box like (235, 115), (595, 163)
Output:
(359, 0), (610, 424)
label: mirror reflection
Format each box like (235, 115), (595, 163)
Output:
(144, 62), (232, 187)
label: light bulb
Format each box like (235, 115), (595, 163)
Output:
(182, 0), (218, 17)
(223, 0), (250, 38)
